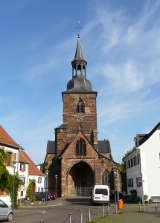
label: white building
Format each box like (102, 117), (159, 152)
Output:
(0, 125), (20, 206)
(19, 150), (45, 198)
(0, 125), (45, 206)
(123, 123), (160, 201)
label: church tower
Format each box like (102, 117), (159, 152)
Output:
(55, 34), (98, 156)
(44, 33), (121, 198)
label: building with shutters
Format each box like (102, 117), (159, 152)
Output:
(0, 125), (45, 205)
(123, 122), (160, 202)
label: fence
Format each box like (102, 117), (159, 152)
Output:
(12, 203), (160, 223)
(75, 187), (92, 196)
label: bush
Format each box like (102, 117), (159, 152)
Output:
(123, 190), (140, 203)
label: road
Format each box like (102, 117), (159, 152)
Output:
(13, 198), (106, 223)
(11, 198), (160, 223)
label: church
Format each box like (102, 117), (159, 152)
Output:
(44, 33), (121, 197)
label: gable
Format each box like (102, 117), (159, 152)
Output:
(0, 125), (20, 149)
(61, 131), (99, 159)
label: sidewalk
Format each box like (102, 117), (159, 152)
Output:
(18, 198), (69, 208)
(101, 212), (160, 223)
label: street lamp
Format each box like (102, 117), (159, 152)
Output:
(136, 148), (144, 204)
(54, 174), (58, 197)
(12, 160), (19, 210)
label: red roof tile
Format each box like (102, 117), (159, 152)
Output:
(19, 150), (45, 176)
(0, 125), (20, 148)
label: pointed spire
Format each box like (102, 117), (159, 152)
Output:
(74, 34), (85, 60)
(71, 23), (87, 77)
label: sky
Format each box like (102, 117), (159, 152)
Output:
(1, 0), (160, 164)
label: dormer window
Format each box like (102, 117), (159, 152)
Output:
(76, 138), (86, 156)
(76, 98), (85, 113)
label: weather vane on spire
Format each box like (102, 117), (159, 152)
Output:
(77, 20), (81, 38)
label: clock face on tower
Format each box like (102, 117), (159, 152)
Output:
(77, 116), (83, 122)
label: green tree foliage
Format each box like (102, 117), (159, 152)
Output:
(0, 147), (10, 192)
(117, 163), (127, 193)
(26, 179), (36, 202)
(0, 147), (23, 208)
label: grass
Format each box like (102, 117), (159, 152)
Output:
(86, 216), (108, 223)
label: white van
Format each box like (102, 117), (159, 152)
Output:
(91, 185), (110, 204)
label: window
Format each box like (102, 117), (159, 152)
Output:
(6, 152), (12, 166)
(20, 163), (26, 172)
(38, 177), (42, 183)
(137, 154), (140, 164)
(76, 138), (86, 156)
(128, 160), (130, 168)
(133, 156), (137, 166)
(128, 178), (133, 187)
(0, 200), (7, 208)
(95, 189), (108, 195)
(102, 170), (109, 185)
(76, 97), (85, 113)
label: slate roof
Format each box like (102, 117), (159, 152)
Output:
(67, 74), (93, 92)
(73, 34), (85, 61)
(19, 150), (45, 176)
(138, 122), (160, 146)
(0, 125), (20, 149)
(98, 140), (111, 153)
(46, 140), (55, 154)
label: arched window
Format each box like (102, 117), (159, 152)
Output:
(76, 98), (85, 113)
(76, 138), (86, 156)
(102, 170), (109, 185)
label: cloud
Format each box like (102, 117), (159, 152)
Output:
(102, 60), (144, 93)
(98, 95), (160, 126)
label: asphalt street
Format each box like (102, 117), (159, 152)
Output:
(7, 198), (160, 223)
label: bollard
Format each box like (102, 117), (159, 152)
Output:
(138, 202), (141, 212)
(88, 208), (91, 222)
(115, 203), (118, 214)
(155, 203), (158, 216)
(80, 212), (83, 223)
(107, 203), (110, 215)
(103, 205), (105, 217)
(69, 214), (72, 223)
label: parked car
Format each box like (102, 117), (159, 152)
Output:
(34, 192), (53, 201)
(149, 196), (160, 203)
(0, 199), (13, 222)
(49, 192), (56, 200)
(91, 185), (110, 205)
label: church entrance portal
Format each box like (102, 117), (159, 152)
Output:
(68, 161), (94, 197)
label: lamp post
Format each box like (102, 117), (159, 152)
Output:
(136, 148), (144, 204)
(54, 174), (58, 197)
(12, 160), (19, 210)
(113, 168), (119, 213)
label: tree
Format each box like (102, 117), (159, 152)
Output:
(0, 147), (23, 208)
(0, 147), (10, 192)
(117, 163), (127, 194)
(26, 179), (36, 202)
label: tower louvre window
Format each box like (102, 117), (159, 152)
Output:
(76, 138), (86, 156)
(76, 98), (85, 113)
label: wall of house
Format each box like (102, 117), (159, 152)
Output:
(17, 163), (29, 199)
(125, 150), (142, 198)
(0, 146), (19, 206)
(140, 128), (160, 199)
(29, 175), (45, 192)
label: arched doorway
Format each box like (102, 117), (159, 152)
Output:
(68, 161), (94, 196)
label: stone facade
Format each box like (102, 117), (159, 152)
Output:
(44, 35), (121, 197)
